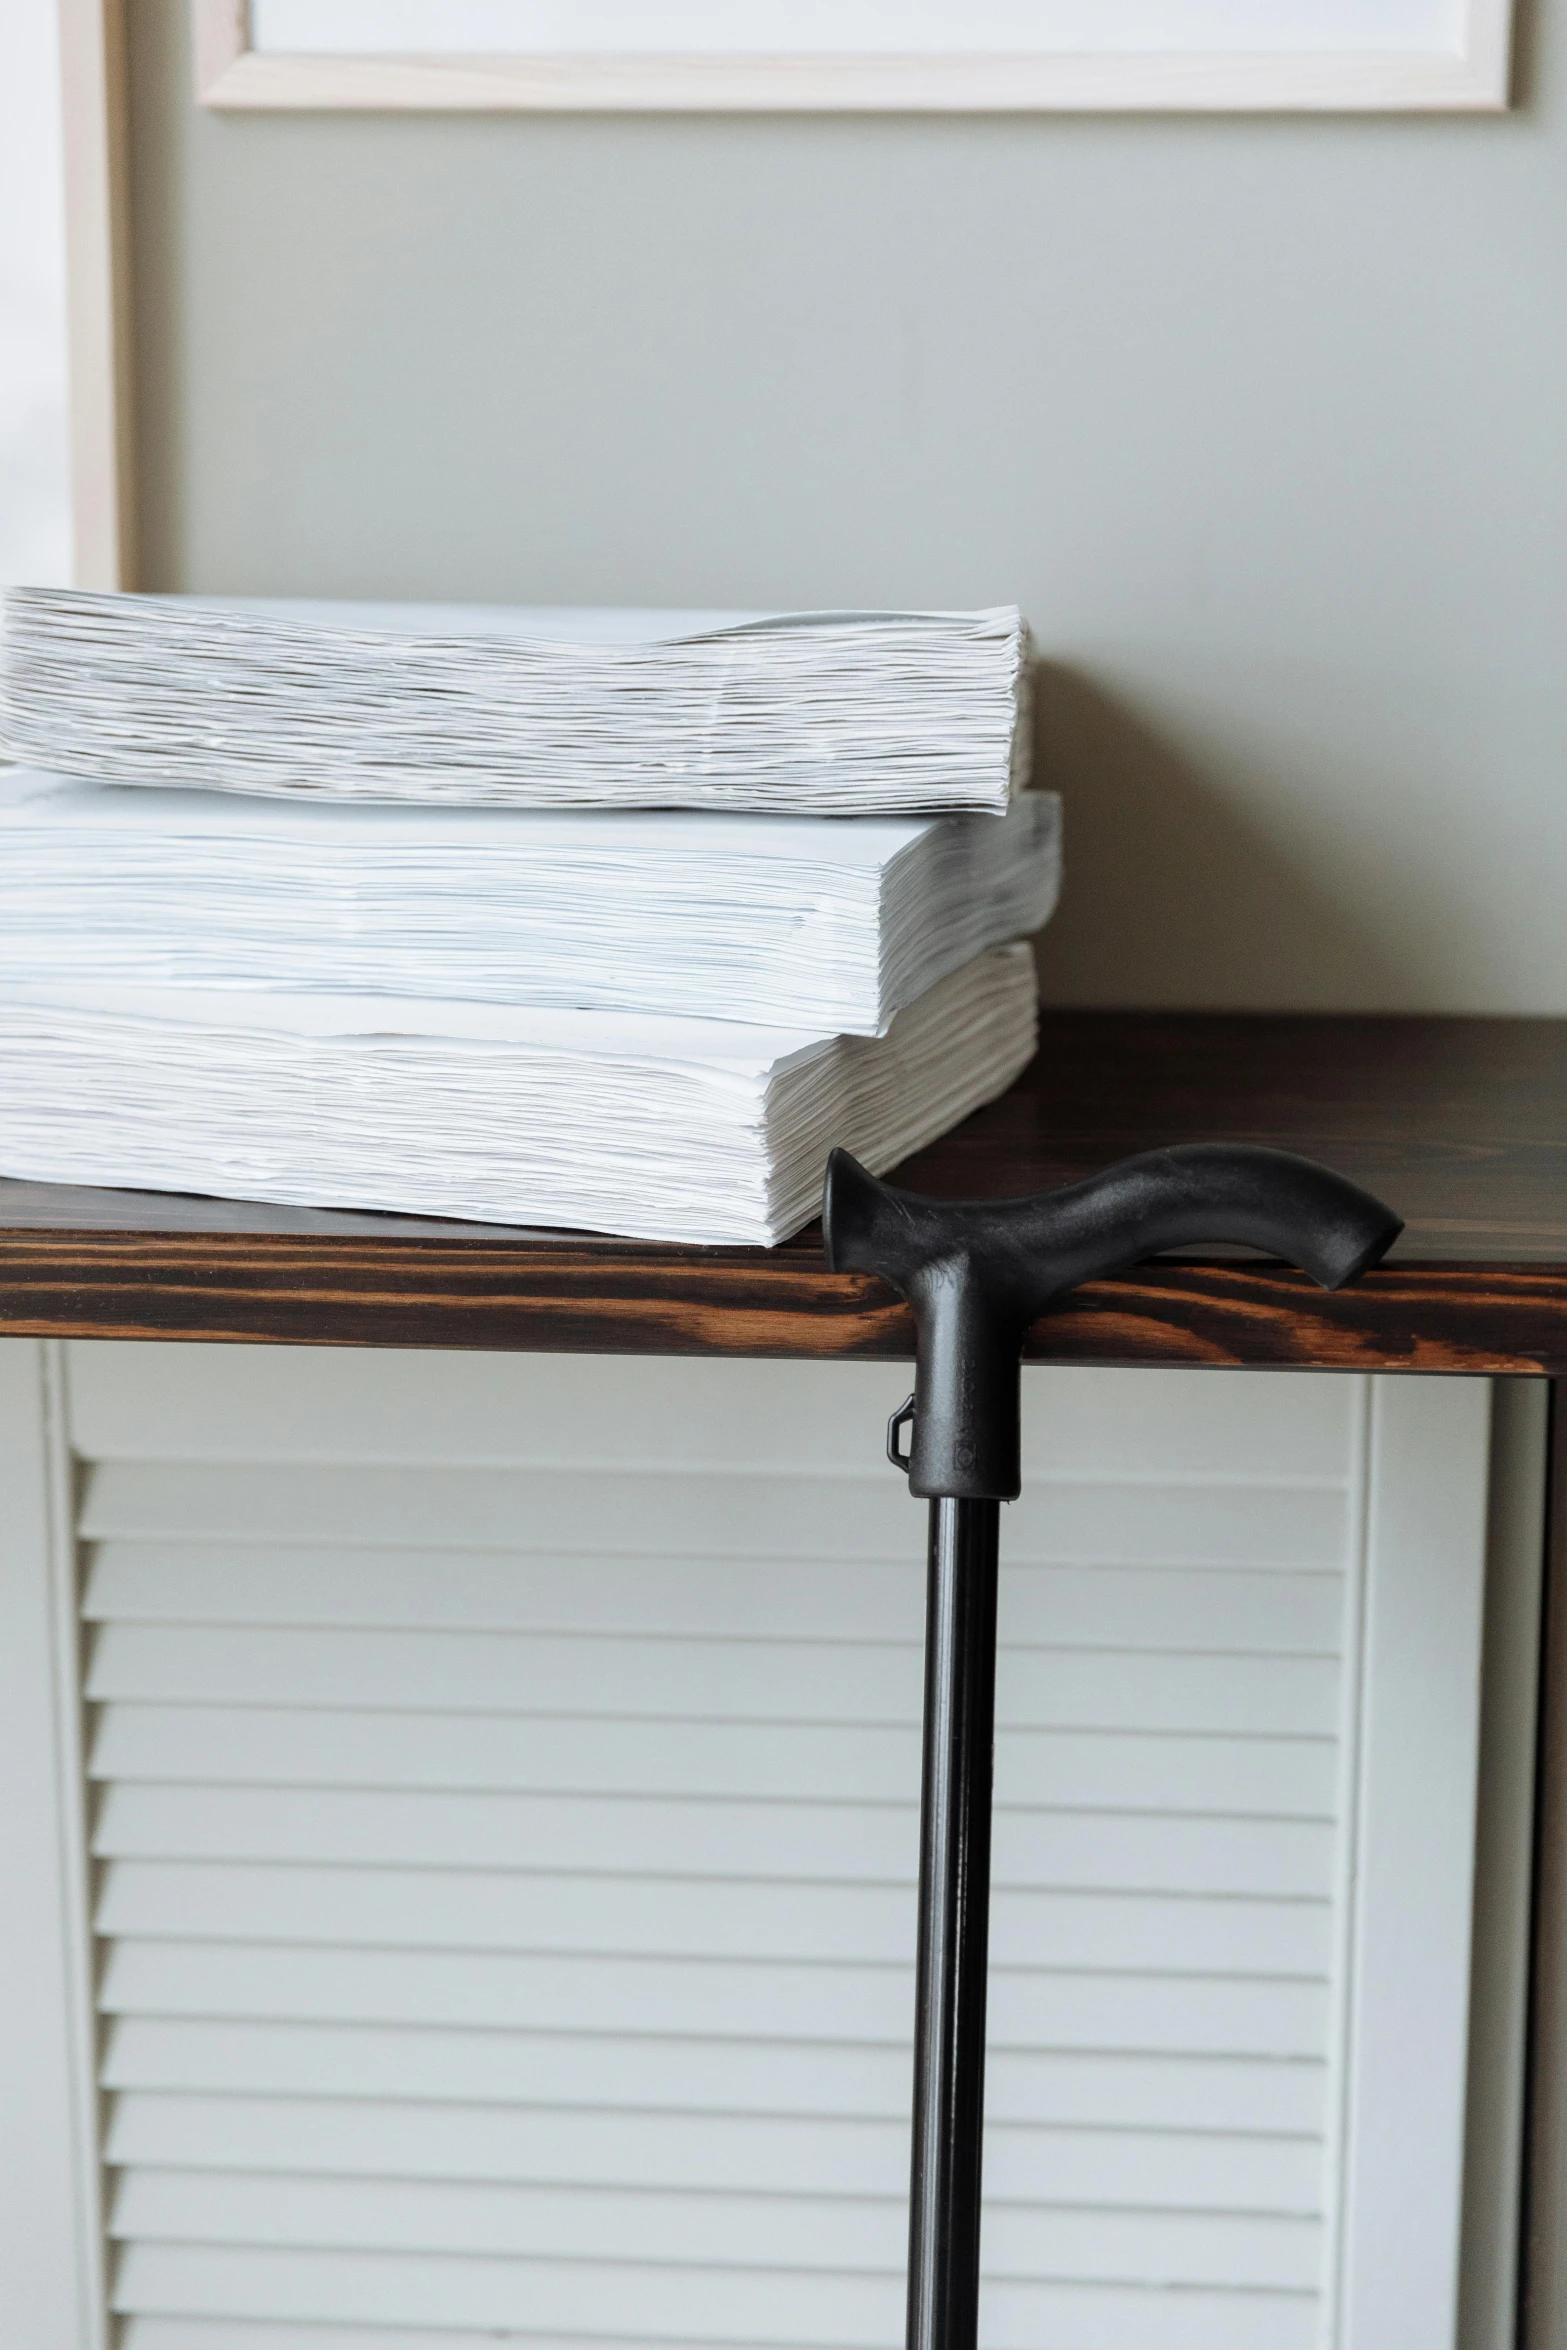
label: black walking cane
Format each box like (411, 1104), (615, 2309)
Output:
(822, 1141), (1403, 2350)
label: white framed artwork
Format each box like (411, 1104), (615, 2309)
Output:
(191, 0), (1515, 112)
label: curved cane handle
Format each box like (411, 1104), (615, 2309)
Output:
(823, 1143), (1402, 1501)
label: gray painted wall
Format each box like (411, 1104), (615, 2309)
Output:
(126, 0), (1566, 1011)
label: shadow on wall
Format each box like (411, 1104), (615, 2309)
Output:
(1029, 662), (1402, 1012)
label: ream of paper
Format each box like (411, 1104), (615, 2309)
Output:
(0, 590), (1034, 816)
(0, 944), (1039, 1245)
(0, 771), (1060, 1035)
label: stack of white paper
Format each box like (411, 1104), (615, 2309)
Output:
(0, 588), (1050, 1242)
(0, 772), (1059, 1035)
(0, 592), (1032, 814)
(0, 945), (1038, 1245)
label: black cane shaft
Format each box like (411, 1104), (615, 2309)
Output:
(907, 1496), (1001, 2350)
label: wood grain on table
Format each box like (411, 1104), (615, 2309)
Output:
(5, 1013), (1566, 1371)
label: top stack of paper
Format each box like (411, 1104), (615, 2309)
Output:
(0, 592), (1032, 815)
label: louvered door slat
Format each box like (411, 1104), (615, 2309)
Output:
(93, 1787), (1334, 1891)
(96, 1861), (1330, 1972)
(83, 1546), (1345, 1646)
(118, 2304), (1313, 2350)
(101, 2101), (1320, 2205)
(78, 1458), (1349, 1568)
(111, 2242), (1318, 2350)
(108, 2168), (1323, 2286)
(90, 1703), (1336, 1812)
(101, 2017), (1328, 2133)
(86, 1626), (1340, 1733)
(100, 1941), (1328, 2053)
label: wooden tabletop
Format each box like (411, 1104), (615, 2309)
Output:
(4, 1011), (1567, 1373)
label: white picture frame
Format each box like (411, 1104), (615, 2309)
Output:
(191, 0), (1514, 113)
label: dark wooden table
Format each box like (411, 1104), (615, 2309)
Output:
(4, 1008), (1567, 1371)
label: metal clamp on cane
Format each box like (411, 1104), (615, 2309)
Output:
(822, 1141), (1402, 2350)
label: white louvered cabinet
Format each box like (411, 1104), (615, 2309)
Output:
(0, 1342), (1527, 2350)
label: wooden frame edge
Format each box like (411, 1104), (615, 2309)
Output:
(190, 0), (1513, 113)
(1521, 1381), (1567, 2343)
(0, 1343), (109, 2350)
(1457, 1380), (1547, 2344)
(191, 0), (248, 101)
(58, 0), (135, 590)
(1337, 1377), (1496, 2340)
(39, 1342), (111, 2350)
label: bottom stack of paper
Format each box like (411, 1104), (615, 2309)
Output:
(0, 943), (1037, 1244)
